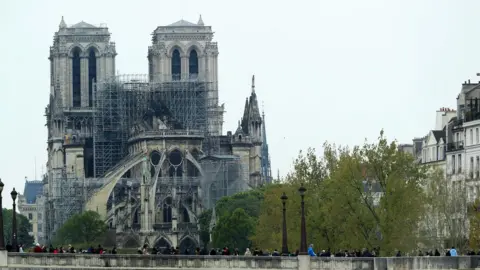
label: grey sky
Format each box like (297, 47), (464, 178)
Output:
(0, 0), (477, 207)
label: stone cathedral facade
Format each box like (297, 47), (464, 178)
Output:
(39, 16), (272, 249)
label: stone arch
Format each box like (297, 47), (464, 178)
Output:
(167, 43), (185, 57)
(185, 41), (204, 56)
(67, 44), (85, 57)
(153, 235), (173, 249)
(161, 197), (173, 223)
(185, 150), (204, 176)
(123, 235), (140, 248)
(85, 153), (146, 220)
(84, 43), (101, 57)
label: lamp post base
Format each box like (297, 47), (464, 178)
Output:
(297, 254), (310, 270)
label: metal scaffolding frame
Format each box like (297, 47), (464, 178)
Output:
(199, 156), (247, 209)
(93, 74), (219, 177)
(43, 167), (103, 242)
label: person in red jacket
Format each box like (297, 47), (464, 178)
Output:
(33, 243), (42, 253)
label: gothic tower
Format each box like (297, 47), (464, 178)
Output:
(147, 15), (223, 135)
(50, 17), (116, 109)
(44, 16), (117, 240)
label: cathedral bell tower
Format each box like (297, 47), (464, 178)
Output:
(45, 17), (117, 238)
(147, 15), (223, 135)
(49, 16), (117, 109)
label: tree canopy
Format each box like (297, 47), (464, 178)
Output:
(252, 131), (428, 256)
(2, 209), (34, 246)
(206, 188), (269, 252)
(54, 211), (107, 246)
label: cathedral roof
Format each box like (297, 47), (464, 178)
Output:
(22, 180), (43, 204)
(70, 21), (98, 28)
(167, 19), (198, 27)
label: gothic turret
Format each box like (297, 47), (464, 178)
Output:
(240, 75), (262, 142)
(261, 111), (272, 183)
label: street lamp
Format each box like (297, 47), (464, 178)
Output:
(298, 183), (307, 255)
(11, 188), (17, 252)
(0, 179), (5, 250)
(281, 192), (289, 256)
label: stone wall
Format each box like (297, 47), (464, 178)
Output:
(6, 253), (298, 269)
(4, 253), (480, 270)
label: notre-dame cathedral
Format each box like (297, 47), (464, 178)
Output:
(38, 15), (272, 250)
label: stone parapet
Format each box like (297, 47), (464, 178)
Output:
(4, 253), (480, 270)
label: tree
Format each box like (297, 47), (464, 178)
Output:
(2, 209), (34, 246)
(423, 168), (468, 249)
(253, 130), (428, 256)
(468, 199), (480, 249)
(198, 209), (212, 247)
(207, 188), (267, 249)
(212, 208), (255, 251)
(54, 211), (107, 245)
(215, 189), (265, 218)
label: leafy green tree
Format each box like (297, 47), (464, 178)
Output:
(468, 199), (480, 249)
(2, 209), (34, 246)
(54, 211), (107, 245)
(423, 168), (467, 249)
(215, 189), (265, 218)
(253, 130), (428, 256)
(212, 208), (255, 251)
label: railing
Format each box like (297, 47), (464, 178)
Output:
(446, 141), (464, 152)
(128, 130), (204, 142)
(465, 110), (480, 122)
(452, 119), (464, 130)
(157, 177), (200, 185)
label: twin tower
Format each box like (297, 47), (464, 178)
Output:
(49, 15), (220, 119)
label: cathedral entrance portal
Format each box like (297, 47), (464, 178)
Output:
(179, 237), (197, 255)
(155, 237), (171, 250)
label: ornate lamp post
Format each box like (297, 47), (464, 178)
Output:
(298, 183), (307, 255)
(0, 179), (5, 250)
(11, 188), (17, 252)
(281, 192), (289, 256)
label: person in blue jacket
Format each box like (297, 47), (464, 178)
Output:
(308, 244), (316, 256)
(450, 247), (457, 256)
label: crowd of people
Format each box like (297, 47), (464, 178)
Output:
(11, 242), (475, 258)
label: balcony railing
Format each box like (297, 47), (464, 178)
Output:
(447, 141), (464, 152)
(465, 110), (480, 123)
(452, 119), (464, 130)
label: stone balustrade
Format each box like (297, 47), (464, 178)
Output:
(3, 252), (480, 270)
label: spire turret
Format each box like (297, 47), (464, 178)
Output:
(197, 14), (204, 26)
(251, 75), (255, 94)
(59, 16), (67, 29)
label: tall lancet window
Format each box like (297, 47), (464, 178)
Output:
(171, 49), (181, 80)
(88, 49), (97, 107)
(189, 50), (198, 79)
(72, 48), (82, 107)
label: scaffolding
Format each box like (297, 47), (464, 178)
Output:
(43, 167), (103, 243)
(93, 74), (219, 177)
(199, 156), (247, 209)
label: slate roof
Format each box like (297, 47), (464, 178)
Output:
(431, 127), (446, 142)
(70, 21), (98, 28)
(22, 180), (43, 204)
(167, 19), (198, 27)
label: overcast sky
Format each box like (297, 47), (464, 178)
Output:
(0, 0), (478, 207)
